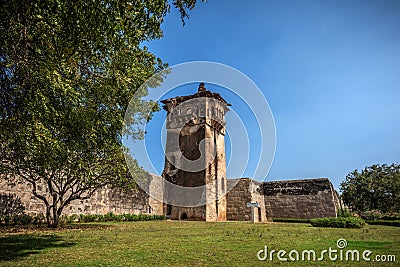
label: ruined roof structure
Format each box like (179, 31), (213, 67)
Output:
(261, 178), (334, 195)
(160, 83), (231, 113)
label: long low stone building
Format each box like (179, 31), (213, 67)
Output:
(226, 178), (341, 221)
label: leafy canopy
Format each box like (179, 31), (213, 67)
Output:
(340, 163), (400, 213)
(0, 0), (203, 227)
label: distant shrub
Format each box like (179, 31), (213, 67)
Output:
(124, 214), (135, 221)
(115, 214), (124, 221)
(7, 214), (32, 225)
(66, 214), (79, 223)
(0, 213), (40, 226)
(0, 193), (25, 217)
(360, 210), (383, 220)
(18, 214), (32, 225)
(84, 214), (98, 222)
(1, 216), (10, 226)
(337, 209), (354, 218)
(0, 212), (165, 226)
(272, 218), (311, 223)
(32, 213), (46, 224)
(64, 213), (166, 223)
(0, 193), (27, 225)
(104, 212), (116, 221)
(366, 220), (400, 227)
(310, 217), (365, 228)
(381, 212), (400, 221)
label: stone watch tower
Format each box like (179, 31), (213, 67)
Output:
(161, 83), (230, 221)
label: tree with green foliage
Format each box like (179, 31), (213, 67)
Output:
(0, 0), (204, 227)
(340, 163), (400, 213)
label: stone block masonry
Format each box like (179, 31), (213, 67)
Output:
(0, 173), (163, 216)
(261, 178), (340, 219)
(226, 178), (269, 222)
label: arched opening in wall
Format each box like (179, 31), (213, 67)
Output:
(180, 212), (188, 220)
(166, 204), (172, 216)
(258, 207), (262, 222)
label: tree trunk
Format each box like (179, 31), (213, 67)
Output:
(45, 205), (54, 228)
(51, 212), (59, 228)
(45, 202), (62, 228)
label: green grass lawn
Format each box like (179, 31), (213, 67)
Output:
(0, 221), (399, 266)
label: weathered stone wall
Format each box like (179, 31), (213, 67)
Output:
(0, 173), (163, 216)
(226, 179), (252, 221)
(262, 178), (338, 219)
(226, 178), (268, 222)
(226, 178), (339, 221)
(205, 125), (227, 222)
(250, 180), (269, 222)
(147, 174), (164, 215)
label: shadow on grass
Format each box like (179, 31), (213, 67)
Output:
(0, 233), (76, 261)
(0, 223), (112, 234)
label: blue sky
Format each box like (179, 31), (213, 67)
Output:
(135, 0), (400, 190)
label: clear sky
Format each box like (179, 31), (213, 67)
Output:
(134, 0), (400, 191)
